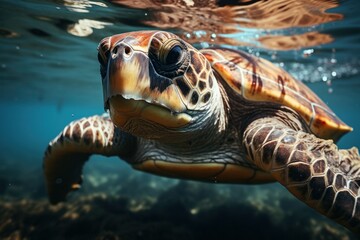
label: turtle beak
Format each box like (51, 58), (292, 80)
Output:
(98, 31), (155, 110)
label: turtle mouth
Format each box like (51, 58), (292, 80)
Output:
(107, 95), (192, 129)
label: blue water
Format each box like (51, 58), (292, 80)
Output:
(0, 0), (359, 239)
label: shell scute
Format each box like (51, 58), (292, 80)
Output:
(201, 48), (352, 141)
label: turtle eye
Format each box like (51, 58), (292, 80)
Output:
(159, 39), (186, 67)
(164, 45), (183, 65)
(150, 38), (189, 78)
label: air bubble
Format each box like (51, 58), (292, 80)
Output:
(184, 32), (191, 39)
(331, 71), (337, 77)
(210, 33), (216, 41)
(322, 76), (328, 82)
(328, 88), (333, 94)
(303, 49), (314, 58)
(194, 31), (202, 38)
(190, 208), (199, 215)
(15, 46), (20, 50)
(200, 42), (209, 48)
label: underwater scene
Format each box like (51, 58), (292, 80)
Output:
(1, 0), (360, 239)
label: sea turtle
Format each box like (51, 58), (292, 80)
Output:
(44, 31), (360, 232)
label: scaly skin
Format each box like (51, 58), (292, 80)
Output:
(243, 116), (360, 232)
(43, 31), (359, 234)
(43, 115), (135, 204)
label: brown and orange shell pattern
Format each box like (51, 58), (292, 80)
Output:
(201, 48), (352, 141)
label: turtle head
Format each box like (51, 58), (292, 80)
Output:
(98, 31), (222, 139)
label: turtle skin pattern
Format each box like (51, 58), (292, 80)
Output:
(243, 117), (360, 232)
(43, 30), (360, 234)
(43, 115), (134, 204)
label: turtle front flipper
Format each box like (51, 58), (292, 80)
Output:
(243, 117), (360, 233)
(43, 115), (136, 204)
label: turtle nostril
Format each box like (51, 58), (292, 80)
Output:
(124, 46), (131, 56)
(112, 46), (118, 58)
(112, 44), (132, 58)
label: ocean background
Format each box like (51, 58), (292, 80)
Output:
(0, 0), (359, 239)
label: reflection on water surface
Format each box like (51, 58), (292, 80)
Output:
(0, 0), (358, 119)
(110, 0), (342, 49)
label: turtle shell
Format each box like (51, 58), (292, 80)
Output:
(201, 48), (352, 141)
